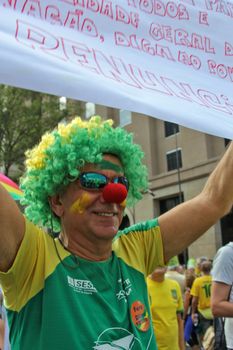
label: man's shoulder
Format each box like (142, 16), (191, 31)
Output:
(115, 218), (159, 239)
(214, 242), (233, 265)
(197, 274), (211, 280)
(165, 277), (181, 289)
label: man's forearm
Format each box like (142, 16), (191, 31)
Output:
(0, 184), (24, 271)
(191, 297), (198, 319)
(177, 315), (185, 350)
(212, 300), (233, 317)
(160, 141), (233, 262)
(202, 141), (233, 217)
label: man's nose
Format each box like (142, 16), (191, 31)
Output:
(101, 183), (128, 204)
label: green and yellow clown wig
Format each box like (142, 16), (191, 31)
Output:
(20, 116), (148, 231)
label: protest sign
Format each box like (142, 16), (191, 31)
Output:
(0, 0), (232, 138)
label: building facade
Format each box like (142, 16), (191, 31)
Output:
(94, 105), (231, 261)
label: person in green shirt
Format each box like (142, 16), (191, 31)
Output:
(0, 116), (233, 349)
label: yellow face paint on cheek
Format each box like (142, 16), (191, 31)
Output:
(70, 193), (91, 214)
(120, 199), (127, 208)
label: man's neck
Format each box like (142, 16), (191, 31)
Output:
(150, 275), (165, 283)
(59, 233), (112, 261)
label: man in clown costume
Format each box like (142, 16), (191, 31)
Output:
(0, 116), (233, 349)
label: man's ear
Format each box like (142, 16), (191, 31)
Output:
(49, 194), (64, 218)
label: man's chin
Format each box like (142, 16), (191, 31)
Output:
(94, 225), (119, 240)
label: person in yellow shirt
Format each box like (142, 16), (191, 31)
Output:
(0, 289), (4, 350)
(194, 256), (208, 277)
(191, 260), (213, 341)
(147, 267), (185, 350)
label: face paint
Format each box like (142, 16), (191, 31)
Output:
(120, 199), (127, 208)
(70, 193), (91, 214)
(97, 159), (123, 173)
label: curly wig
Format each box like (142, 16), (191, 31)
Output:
(21, 116), (148, 231)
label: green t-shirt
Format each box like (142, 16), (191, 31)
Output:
(0, 218), (164, 349)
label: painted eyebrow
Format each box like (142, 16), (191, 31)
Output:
(97, 160), (123, 173)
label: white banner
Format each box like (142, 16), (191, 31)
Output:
(0, 0), (233, 138)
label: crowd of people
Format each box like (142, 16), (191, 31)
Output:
(0, 116), (233, 349)
(146, 251), (233, 350)
(147, 256), (215, 350)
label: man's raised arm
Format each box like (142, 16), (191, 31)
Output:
(0, 184), (25, 272)
(159, 141), (233, 263)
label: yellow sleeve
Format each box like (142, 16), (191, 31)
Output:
(0, 217), (69, 312)
(176, 282), (184, 312)
(190, 278), (199, 297)
(113, 219), (165, 277)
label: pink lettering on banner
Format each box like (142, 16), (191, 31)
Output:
(15, 20), (66, 61)
(45, 6), (63, 25)
(208, 60), (233, 82)
(178, 51), (201, 70)
(87, 0), (100, 12)
(127, 0), (137, 8)
(21, 0), (42, 18)
(100, 0), (113, 19)
(116, 5), (139, 27)
(64, 10), (98, 37)
(73, 0), (85, 7)
(139, 0), (189, 19)
(115, 31), (175, 60)
(0, 0), (13, 9)
(93, 50), (142, 87)
(221, 95), (233, 113)
(199, 11), (209, 26)
(149, 23), (215, 54)
(161, 78), (209, 107)
(6, 0), (139, 30)
(204, 0), (233, 18)
(62, 38), (100, 73)
(198, 89), (233, 114)
(225, 42), (233, 56)
(175, 29), (215, 53)
(129, 65), (173, 94)
(199, 11), (209, 25)
(14, 19), (233, 116)
(161, 78), (233, 114)
(156, 44), (175, 60)
(149, 23), (173, 42)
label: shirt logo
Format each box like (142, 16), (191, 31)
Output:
(131, 301), (150, 332)
(116, 278), (133, 302)
(94, 328), (143, 349)
(67, 276), (97, 295)
(171, 289), (178, 300)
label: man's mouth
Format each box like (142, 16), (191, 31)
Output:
(94, 212), (117, 217)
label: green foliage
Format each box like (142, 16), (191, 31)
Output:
(0, 85), (83, 179)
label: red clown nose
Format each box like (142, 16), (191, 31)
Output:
(102, 183), (128, 203)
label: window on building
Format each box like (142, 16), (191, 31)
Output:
(85, 102), (95, 119)
(159, 194), (183, 214)
(119, 110), (132, 127)
(220, 206), (233, 245)
(166, 149), (182, 171)
(164, 121), (179, 137)
(59, 96), (66, 110)
(224, 138), (231, 147)
(159, 194), (186, 263)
